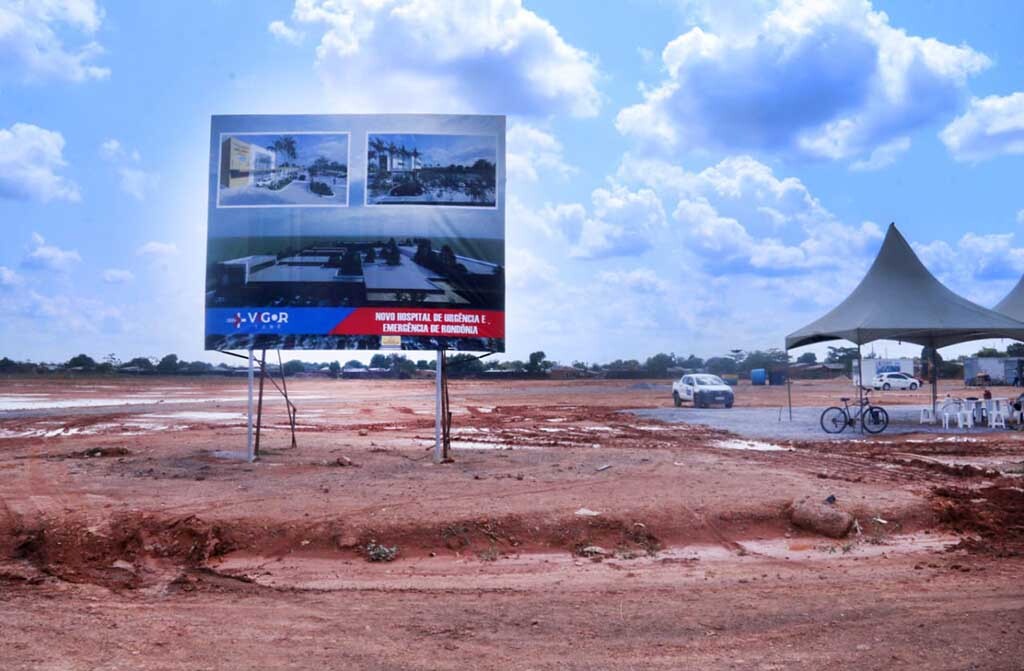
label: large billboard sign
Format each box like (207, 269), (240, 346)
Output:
(205, 114), (505, 352)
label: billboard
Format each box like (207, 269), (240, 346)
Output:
(205, 114), (505, 352)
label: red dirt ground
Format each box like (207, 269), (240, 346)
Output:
(1, 377), (1022, 669)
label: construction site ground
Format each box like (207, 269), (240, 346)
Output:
(1, 377), (1022, 670)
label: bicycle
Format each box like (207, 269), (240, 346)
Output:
(820, 390), (889, 434)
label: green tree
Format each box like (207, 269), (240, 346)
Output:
(156, 354), (179, 374)
(705, 357), (737, 375)
(643, 353), (676, 377)
(796, 352), (817, 364)
(125, 357), (154, 371)
(369, 354), (390, 369)
(328, 361), (341, 378)
(974, 346), (1005, 358)
(447, 353), (484, 377)
(678, 354), (704, 370)
(282, 360), (306, 376)
(825, 346), (860, 372)
(344, 359), (365, 369)
(66, 354), (97, 369)
(1007, 343), (1024, 357)
(525, 351), (551, 374)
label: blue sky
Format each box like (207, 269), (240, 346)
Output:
(2, 0), (1024, 365)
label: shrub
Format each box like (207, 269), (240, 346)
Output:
(310, 180), (334, 197)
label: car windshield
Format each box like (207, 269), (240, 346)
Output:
(695, 375), (724, 386)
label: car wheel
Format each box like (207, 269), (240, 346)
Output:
(725, 401), (733, 408)
(882, 383), (891, 390)
(673, 392), (682, 408)
(910, 382), (918, 390)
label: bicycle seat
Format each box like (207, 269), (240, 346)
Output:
(839, 397), (850, 402)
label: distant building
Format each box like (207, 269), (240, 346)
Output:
(377, 148), (420, 174)
(221, 137), (276, 188)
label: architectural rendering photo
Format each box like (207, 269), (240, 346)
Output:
(366, 133), (497, 207)
(217, 132), (349, 207)
(206, 237), (503, 311)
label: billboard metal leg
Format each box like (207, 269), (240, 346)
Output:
(247, 348), (255, 462)
(434, 350), (443, 464)
(254, 349), (267, 459)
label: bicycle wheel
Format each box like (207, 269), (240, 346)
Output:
(862, 406), (889, 433)
(820, 407), (848, 433)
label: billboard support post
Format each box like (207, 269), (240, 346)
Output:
(247, 348), (255, 462)
(434, 350), (443, 463)
(254, 349), (267, 458)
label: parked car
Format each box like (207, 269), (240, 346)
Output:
(673, 374), (734, 408)
(872, 372), (921, 390)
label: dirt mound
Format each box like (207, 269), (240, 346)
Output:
(932, 484), (1024, 556)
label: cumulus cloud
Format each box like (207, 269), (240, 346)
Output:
(599, 268), (670, 294)
(102, 268), (134, 284)
(277, 0), (600, 117)
(268, 19), (304, 44)
(118, 167), (158, 201)
(0, 266), (21, 287)
(0, 123), (80, 202)
(11, 290), (124, 335)
(555, 184), (667, 259)
(23, 232), (81, 272)
(850, 136), (911, 171)
(0, 0), (110, 83)
(136, 241), (177, 256)
(940, 92), (1024, 162)
(506, 123), (576, 183)
(99, 138), (155, 199)
(616, 0), (989, 160)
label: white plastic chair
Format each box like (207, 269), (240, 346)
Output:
(920, 408), (934, 424)
(957, 410), (973, 429)
(942, 413), (953, 429)
(991, 411), (1006, 429)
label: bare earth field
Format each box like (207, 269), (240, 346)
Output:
(1, 377), (1022, 670)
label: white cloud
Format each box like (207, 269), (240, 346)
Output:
(23, 232), (81, 272)
(268, 19), (304, 44)
(100, 139), (155, 199)
(561, 184), (667, 259)
(102, 268), (134, 284)
(940, 92), (1024, 162)
(12, 290), (124, 335)
(599, 268), (670, 294)
(850, 136), (911, 171)
(98, 137), (138, 162)
(1018, 209), (1024, 226)
(0, 0), (110, 83)
(616, 0), (989, 160)
(506, 123), (576, 183)
(0, 123), (80, 202)
(118, 167), (158, 201)
(136, 241), (177, 256)
(280, 0), (600, 117)
(0, 266), (21, 288)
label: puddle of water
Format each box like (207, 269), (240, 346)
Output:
(711, 438), (792, 452)
(444, 440), (539, 451)
(0, 395), (250, 411)
(142, 411), (244, 422)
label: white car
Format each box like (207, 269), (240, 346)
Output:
(673, 374), (734, 408)
(872, 372), (921, 390)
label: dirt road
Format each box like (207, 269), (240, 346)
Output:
(1, 377), (1022, 669)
